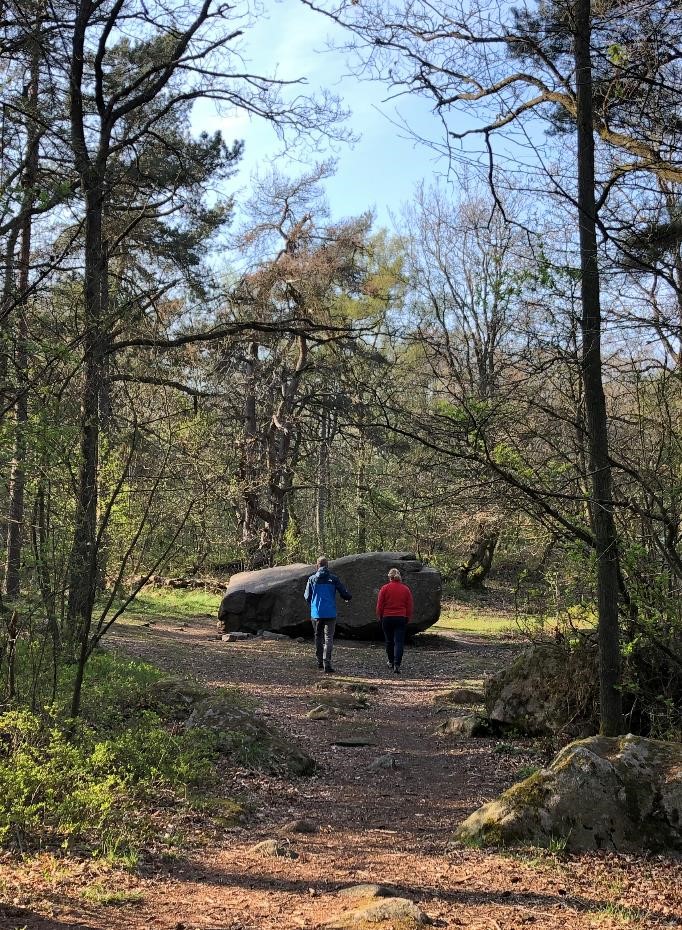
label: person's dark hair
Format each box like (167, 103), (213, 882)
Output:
(317, 556), (328, 567)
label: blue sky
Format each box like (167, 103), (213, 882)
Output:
(192, 0), (468, 228)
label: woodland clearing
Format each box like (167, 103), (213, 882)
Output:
(1, 602), (680, 930)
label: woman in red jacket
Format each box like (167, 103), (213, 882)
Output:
(376, 567), (414, 674)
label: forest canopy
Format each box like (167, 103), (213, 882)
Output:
(0, 0), (681, 738)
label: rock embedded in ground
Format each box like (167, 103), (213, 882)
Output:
(221, 631), (251, 642)
(326, 896), (428, 928)
(144, 677), (316, 776)
(485, 637), (598, 737)
(331, 735), (378, 747)
(315, 691), (368, 710)
(369, 754), (399, 772)
(435, 714), (498, 738)
(454, 733), (682, 853)
(308, 704), (341, 720)
(218, 552), (441, 638)
(315, 680), (379, 695)
(434, 687), (483, 706)
(337, 884), (399, 900)
(249, 838), (298, 858)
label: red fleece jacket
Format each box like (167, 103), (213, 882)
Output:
(376, 579), (414, 621)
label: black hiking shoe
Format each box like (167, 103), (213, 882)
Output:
(393, 665), (401, 674)
(387, 661), (394, 671)
(324, 665), (335, 674)
(317, 661), (324, 670)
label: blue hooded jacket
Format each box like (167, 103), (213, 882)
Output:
(304, 567), (352, 619)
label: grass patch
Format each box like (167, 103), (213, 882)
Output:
(594, 902), (643, 925)
(434, 605), (518, 636)
(435, 602), (597, 638)
(515, 764), (541, 781)
(110, 587), (222, 624)
(81, 884), (145, 907)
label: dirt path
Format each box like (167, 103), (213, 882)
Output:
(2, 615), (681, 930)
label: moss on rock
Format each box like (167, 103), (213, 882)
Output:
(484, 637), (599, 737)
(142, 677), (316, 776)
(454, 734), (682, 853)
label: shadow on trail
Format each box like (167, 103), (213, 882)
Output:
(0, 907), (100, 930)
(162, 858), (650, 922)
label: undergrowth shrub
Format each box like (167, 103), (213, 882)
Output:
(0, 651), (222, 854)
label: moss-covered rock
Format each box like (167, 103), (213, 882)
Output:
(434, 687), (483, 707)
(454, 733), (682, 852)
(435, 714), (502, 738)
(484, 637), (598, 737)
(249, 838), (298, 858)
(142, 677), (316, 776)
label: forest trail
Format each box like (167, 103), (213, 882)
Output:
(3, 614), (681, 930)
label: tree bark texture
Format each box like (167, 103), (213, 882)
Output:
(574, 0), (623, 736)
(4, 51), (41, 598)
(66, 181), (106, 667)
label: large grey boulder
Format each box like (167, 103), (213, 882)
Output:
(484, 636), (598, 737)
(454, 734), (682, 852)
(218, 552), (441, 639)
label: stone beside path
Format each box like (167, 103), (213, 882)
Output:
(44, 614), (680, 930)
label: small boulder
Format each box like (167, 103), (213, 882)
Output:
(325, 897), (428, 928)
(434, 687), (483, 706)
(337, 884), (398, 900)
(315, 680), (378, 694)
(221, 631), (251, 642)
(454, 733), (682, 853)
(279, 818), (318, 835)
(183, 692), (316, 775)
(315, 692), (368, 710)
(435, 714), (496, 738)
(369, 754), (399, 772)
(249, 838), (297, 858)
(308, 704), (341, 720)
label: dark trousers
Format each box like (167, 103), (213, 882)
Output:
(382, 616), (407, 669)
(312, 618), (336, 667)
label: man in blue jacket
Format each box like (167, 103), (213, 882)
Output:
(304, 556), (352, 673)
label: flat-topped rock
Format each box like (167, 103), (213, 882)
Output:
(218, 552), (441, 638)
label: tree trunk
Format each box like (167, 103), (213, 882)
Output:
(32, 478), (59, 699)
(316, 410), (330, 553)
(459, 525), (499, 589)
(66, 180), (106, 681)
(574, 0), (623, 736)
(356, 456), (367, 553)
(240, 341), (261, 565)
(4, 54), (40, 599)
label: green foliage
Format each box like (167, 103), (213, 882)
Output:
(0, 706), (218, 851)
(493, 742), (527, 757)
(435, 605), (517, 636)
(547, 834), (569, 855)
(0, 652), (223, 854)
(81, 884), (145, 907)
(515, 764), (541, 780)
(111, 588), (222, 624)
